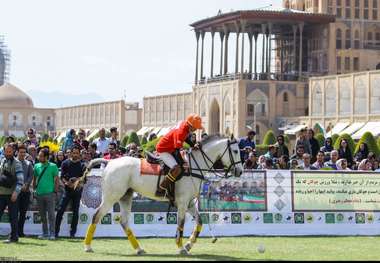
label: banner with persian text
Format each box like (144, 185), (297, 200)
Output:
(2, 169), (380, 237)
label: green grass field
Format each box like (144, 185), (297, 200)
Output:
(1, 236), (380, 261)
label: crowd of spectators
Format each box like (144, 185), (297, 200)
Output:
(0, 126), (146, 243)
(239, 128), (380, 172)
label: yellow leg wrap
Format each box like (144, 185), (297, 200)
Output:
(190, 225), (203, 243)
(84, 224), (97, 246)
(125, 228), (140, 250)
(168, 174), (176, 182)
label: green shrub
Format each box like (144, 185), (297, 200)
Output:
(0, 136), (5, 147)
(283, 134), (290, 146)
(377, 137), (380, 153)
(127, 131), (140, 147)
(333, 133), (356, 153)
(354, 132), (380, 156)
(140, 136), (148, 146)
(315, 133), (325, 148)
(262, 130), (276, 145)
(331, 134), (339, 146)
(255, 144), (269, 156)
(121, 134), (129, 147)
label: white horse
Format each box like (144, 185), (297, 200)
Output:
(81, 135), (243, 255)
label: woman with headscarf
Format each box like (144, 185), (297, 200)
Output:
(320, 137), (334, 154)
(60, 129), (75, 152)
(354, 142), (369, 163)
(338, 139), (353, 168)
(257, 155), (266, 170)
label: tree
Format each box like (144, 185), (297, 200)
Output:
(140, 136), (148, 146)
(127, 131), (140, 146)
(333, 133), (356, 153)
(315, 133), (325, 148)
(354, 132), (380, 156)
(262, 130), (276, 145)
(377, 137), (380, 153)
(121, 134), (129, 147)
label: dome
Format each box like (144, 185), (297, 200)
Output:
(0, 83), (34, 108)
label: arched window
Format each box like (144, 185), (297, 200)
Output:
(200, 98), (206, 117)
(368, 31), (373, 41)
(354, 30), (360, 49)
(312, 83), (323, 116)
(246, 89), (268, 117)
(283, 92), (289, 102)
(325, 81), (337, 116)
(345, 29), (351, 49)
(336, 29), (342, 49)
(224, 96), (231, 116)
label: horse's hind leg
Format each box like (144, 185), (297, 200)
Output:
(83, 200), (114, 252)
(185, 198), (203, 252)
(119, 190), (145, 255)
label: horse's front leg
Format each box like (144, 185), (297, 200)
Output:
(176, 206), (188, 255)
(185, 199), (202, 252)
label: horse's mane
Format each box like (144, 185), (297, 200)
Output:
(200, 134), (228, 146)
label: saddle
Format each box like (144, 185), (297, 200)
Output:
(141, 151), (188, 203)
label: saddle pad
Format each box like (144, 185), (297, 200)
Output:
(140, 159), (161, 176)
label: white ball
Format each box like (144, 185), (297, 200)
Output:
(257, 244), (265, 254)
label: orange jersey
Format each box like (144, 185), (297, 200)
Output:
(156, 121), (190, 153)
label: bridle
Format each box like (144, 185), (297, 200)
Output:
(187, 139), (241, 179)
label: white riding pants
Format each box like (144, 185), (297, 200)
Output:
(158, 152), (178, 169)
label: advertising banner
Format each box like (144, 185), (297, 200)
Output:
(2, 169), (380, 237)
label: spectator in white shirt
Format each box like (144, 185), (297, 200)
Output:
(94, 128), (110, 155)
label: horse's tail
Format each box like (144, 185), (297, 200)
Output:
(73, 158), (110, 190)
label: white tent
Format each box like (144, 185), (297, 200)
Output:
(340, 123), (366, 136)
(151, 127), (162, 135)
(352, 122), (380, 140)
(157, 127), (173, 137)
(86, 128), (100, 141)
(137, 127), (150, 136)
(284, 124), (307, 135)
(326, 122), (350, 137)
(55, 131), (66, 143)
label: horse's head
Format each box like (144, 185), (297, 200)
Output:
(200, 134), (243, 177)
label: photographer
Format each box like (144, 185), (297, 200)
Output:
(0, 143), (24, 243)
(55, 145), (85, 238)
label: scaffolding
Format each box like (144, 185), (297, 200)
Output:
(0, 35), (11, 85)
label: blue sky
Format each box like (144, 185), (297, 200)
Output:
(0, 0), (281, 107)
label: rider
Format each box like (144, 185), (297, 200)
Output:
(155, 114), (203, 200)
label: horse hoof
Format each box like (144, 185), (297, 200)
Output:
(178, 248), (190, 256)
(84, 246), (94, 253)
(136, 249), (146, 256)
(184, 242), (192, 252)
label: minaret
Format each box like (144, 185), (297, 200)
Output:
(0, 36), (10, 86)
